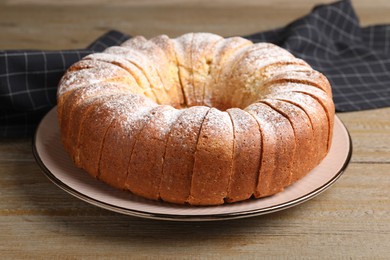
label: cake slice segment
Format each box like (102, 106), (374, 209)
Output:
(57, 59), (137, 123)
(266, 91), (329, 162)
(190, 33), (223, 105)
(59, 82), (130, 158)
(76, 94), (141, 177)
(189, 108), (234, 205)
(206, 36), (252, 108)
(173, 33), (195, 107)
(227, 44), (297, 108)
(212, 43), (253, 110)
(98, 95), (158, 190)
(159, 106), (210, 204)
(150, 34), (185, 107)
(266, 82), (335, 151)
(246, 102), (296, 197)
(57, 63), (143, 128)
(261, 99), (314, 184)
(125, 106), (182, 201)
(238, 60), (312, 108)
(265, 70), (332, 96)
(225, 108), (261, 203)
(57, 59), (131, 97)
(82, 53), (157, 102)
(104, 46), (170, 105)
(122, 36), (183, 108)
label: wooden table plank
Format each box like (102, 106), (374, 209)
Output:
(0, 163), (388, 258)
(1, 0), (390, 50)
(338, 108), (390, 163)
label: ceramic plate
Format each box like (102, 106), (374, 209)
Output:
(33, 107), (352, 221)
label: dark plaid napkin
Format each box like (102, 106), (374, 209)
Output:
(0, 31), (130, 137)
(245, 0), (390, 112)
(1, 0), (389, 137)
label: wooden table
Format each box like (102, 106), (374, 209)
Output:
(1, 0), (389, 258)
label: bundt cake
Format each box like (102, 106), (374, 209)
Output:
(57, 32), (335, 206)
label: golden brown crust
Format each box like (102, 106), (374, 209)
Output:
(98, 96), (158, 190)
(226, 108), (261, 203)
(189, 108), (234, 205)
(59, 83), (130, 158)
(159, 106), (210, 204)
(125, 106), (182, 200)
(77, 95), (137, 177)
(265, 82), (335, 151)
(267, 91), (329, 163)
(262, 99), (314, 183)
(246, 102), (296, 198)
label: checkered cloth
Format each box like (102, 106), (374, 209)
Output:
(0, 31), (130, 137)
(245, 0), (390, 112)
(1, 0), (389, 137)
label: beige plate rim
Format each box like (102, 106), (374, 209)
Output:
(33, 107), (352, 221)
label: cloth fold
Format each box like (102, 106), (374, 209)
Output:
(1, 0), (389, 137)
(245, 0), (390, 112)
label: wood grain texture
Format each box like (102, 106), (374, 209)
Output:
(0, 0), (389, 258)
(1, 0), (390, 50)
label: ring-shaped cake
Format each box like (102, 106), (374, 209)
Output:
(57, 33), (335, 206)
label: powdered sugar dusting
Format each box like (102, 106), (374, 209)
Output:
(169, 106), (210, 150)
(193, 108), (234, 168)
(227, 108), (257, 132)
(58, 60), (129, 96)
(245, 101), (289, 146)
